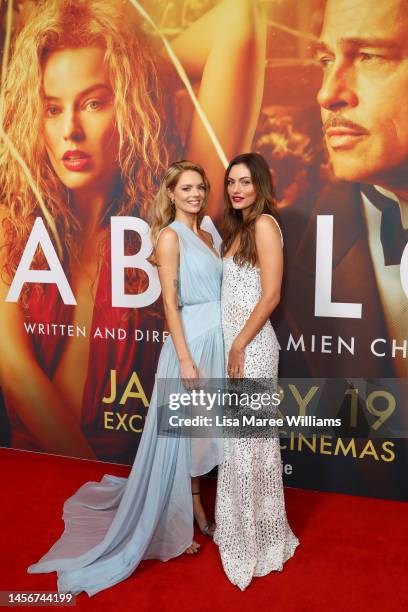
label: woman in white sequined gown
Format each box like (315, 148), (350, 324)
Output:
(214, 153), (299, 591)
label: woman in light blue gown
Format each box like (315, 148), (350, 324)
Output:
(27, 160), (224, 596)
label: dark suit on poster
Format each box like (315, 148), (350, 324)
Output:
(275, 181), (407, 500)
(277, 181), (393, 378)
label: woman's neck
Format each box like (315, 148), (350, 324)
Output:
(241, 207), (251, 221)
(175, 210), (199, 232)
(70, 181), (119, 239)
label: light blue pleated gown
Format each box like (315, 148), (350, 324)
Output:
(27, 220), (224, 596)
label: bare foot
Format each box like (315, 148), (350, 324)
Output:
(185, 540), (201, 554)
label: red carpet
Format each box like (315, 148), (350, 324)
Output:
(0, 448), (407, 612)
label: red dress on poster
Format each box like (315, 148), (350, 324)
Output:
(6, 249), (164, 464)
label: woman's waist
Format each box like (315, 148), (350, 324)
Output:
(180, 299), (221, 313)
(222, 314), (273, 336)
(221, 288), (261, 307)
(221, 299), (260, 322)
(180, 300), (221, 339)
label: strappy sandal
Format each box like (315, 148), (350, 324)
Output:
(192, 491), (216, 537)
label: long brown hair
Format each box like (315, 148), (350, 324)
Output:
(221, 153), (280, 266)
(148, 160), (210, 264)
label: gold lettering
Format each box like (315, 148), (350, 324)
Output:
(129, 414), (143, 433)
(366, 391), (396, 431)
(104, 411), (115, 429)
(103, 411), (144, 433)
(116, 413), (129, 431)
(320, 435), (333, 455)
(289, 384), (319, 416)
(334, 438), (357, 458)
(359, 440), (379, 461)
(297, 433), (317, 452)
(102, 369), (117, 404)
(344, 388), (359, 428)
(119, 372), (149, 406)
(380, 441), (395, 462)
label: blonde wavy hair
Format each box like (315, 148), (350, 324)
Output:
(0, 0), (168, 294)
(149, 160), (210, 264)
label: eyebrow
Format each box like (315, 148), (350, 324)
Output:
(43, 83), (112, 101)
(228, 176), (252, 180)
(179, 183), (205, 187)
(313, 37), (401, 56)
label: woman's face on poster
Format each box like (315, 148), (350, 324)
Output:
(42, 46), (120, 196)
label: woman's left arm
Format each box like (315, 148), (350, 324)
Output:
(227, 216), (283, 378)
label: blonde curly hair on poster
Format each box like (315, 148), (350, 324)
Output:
(0, 0), (168, 293)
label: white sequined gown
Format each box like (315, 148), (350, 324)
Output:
(214, 215), (299, 591)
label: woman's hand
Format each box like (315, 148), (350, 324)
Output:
(227, 341), (245, 379)
(180, 357), (200, 389)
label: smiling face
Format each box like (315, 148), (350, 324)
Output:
(42, 46), (120, 196)
(171, 170), (207, 215)
(226, 163), (257, 212)
(316, 0), (408, 189)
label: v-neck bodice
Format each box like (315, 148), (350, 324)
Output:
(169, 220), (222, 307)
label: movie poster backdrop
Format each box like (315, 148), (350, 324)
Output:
(0, 0), (406, 500)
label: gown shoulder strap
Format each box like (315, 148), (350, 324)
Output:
(260, 214), (284, 248)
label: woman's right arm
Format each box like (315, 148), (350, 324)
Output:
(155, 228), (198, 382)
(0, 226), (96, 458)
(0, 301), (97, 458)
(170, 0), (267, 221)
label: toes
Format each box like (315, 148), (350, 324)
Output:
(191, 541), (201, 553)
(185, 541), (201, 555)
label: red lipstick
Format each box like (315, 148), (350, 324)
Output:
(62, 149), (91, 171)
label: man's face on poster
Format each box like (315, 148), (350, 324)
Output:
(316, 0), (408, 189)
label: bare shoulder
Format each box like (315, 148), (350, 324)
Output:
(254, 214), (282, 241)
(156, 226), (179, 254)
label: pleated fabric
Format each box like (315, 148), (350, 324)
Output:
(27, 220), (224, 596)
